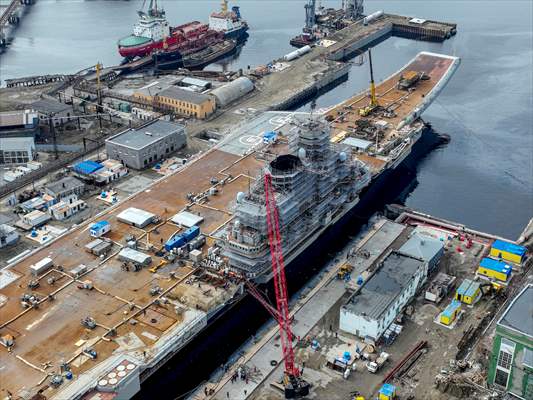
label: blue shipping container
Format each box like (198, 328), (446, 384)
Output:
(165, 226), (200, 251)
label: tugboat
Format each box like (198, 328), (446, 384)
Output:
(208, 0), (248, 42)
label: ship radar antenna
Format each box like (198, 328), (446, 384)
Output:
(310, 99), (317, 119)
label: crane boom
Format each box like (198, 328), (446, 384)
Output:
(264, 172), (298, 376)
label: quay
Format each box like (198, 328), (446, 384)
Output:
(0, 0), (35, 49)
(197, 207), (531, 400)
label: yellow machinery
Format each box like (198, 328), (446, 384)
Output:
(359, 48), (378, 117)
(337, 264), (353, 279)
(149, 259), (168, 273)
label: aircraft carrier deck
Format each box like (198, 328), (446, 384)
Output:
(0, 52), (458, 400)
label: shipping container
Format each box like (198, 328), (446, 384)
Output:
(478, 258), (512, 282)
(30, 257), (54, 276)
(439, 300), (461, 326)
(490, 240), (526, 264)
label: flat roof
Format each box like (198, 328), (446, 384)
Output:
(399, 232), (443, 262)
(45, 176), (84, 195)
(341, 137), (372, 150)
(479, 258), (512, 275)
(157, 86), (211, 105)
(30, 98), (71, 115)
(497, 284), (533, 338)
(492, 239), (526, 257)
(117, 207), (155, 227)
(171, 211), (204, 227)
(106, 120), (184, 150)
(345, 252), (424, 320)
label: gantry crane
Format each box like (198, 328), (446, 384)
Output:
(246, 172), (310, 398)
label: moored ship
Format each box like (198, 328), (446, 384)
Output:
(118, 0), (247, 60)
(208, 0), (249, 41)
(0, 52), (459, 400)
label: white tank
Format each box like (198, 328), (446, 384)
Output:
(236, 192), (245, 203)
(284, 45), (312, 61)
(339, 152), (347, 162)
(363, 10), (384, 25)
(298, 147), (307, 160)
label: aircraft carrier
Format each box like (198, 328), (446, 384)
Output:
(0, 51), (459, 400)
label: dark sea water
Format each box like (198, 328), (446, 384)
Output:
(0, 0), (532, 238)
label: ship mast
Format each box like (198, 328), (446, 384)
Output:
(221, 0), (228, 13)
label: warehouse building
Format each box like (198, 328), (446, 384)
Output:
(210, 76), (254, 107)
(340, 251), (427, 341)
(488, 284), (532, 398)
(155, 86), (215, 119)
(105, 120), (186, 170)
(0, 110), (39, 137)
(0, 136), (36, 165)
(398, 232), (444, 273)
(0, 224), (19, 248)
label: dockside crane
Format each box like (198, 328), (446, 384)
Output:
(246, 172), (310, 399)
(358, 48), (378, 117)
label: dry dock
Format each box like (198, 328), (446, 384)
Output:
(0, 52), (459, 400)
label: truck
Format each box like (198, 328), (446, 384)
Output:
(366, 351), (389, 373)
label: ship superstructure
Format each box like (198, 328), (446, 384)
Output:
(209, 0), (248, 40)
(223, 115), (370, 280)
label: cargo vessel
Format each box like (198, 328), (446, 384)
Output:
(0, 52), (459, 400)
(117, 0), (247, 59)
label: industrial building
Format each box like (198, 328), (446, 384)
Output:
(488, 284), (532, 398)
(0, 224), (19, 248)
(105, 120), (186, 170)
(398, 232), (444, 273)
(0, 136), (36, 165)
(156, 86), (216, 119)
(340, 251), (427, 341)
(43, 176), (85, 202)
(30, 98), (73, 126)
(0, 109), (39, 137)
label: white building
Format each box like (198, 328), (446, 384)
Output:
(340, 251), (428, 341)
(49, 199), (86, 221)
(0, 136), (36, 165)
(0, 224), (19, 248)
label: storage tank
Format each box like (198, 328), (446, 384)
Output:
(211, 77), (254, 107)
(284, 45), (312, 61)
(363, 10), (384, 25)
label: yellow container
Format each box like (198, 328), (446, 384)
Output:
(440, 300), (461, 325)
(490, 240), (526, 264)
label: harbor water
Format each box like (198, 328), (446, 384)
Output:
(1, 1), (531, 238)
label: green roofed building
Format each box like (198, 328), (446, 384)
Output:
(487, 284), (532, 399)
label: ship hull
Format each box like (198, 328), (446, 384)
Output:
(133, 126), (444, 399)
(223, 24), (249, 42)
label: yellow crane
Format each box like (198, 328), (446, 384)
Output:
(358, 48), (378, 117)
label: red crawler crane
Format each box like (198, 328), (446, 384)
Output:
(250, 172), (310, 398)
